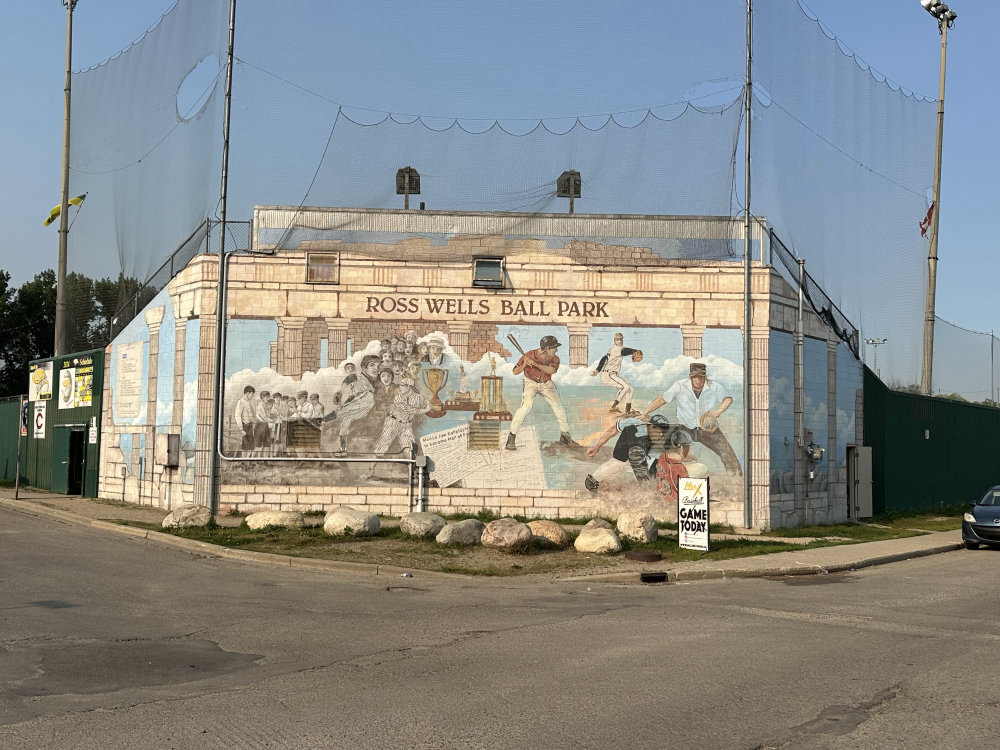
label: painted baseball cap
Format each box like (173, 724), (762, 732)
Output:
(689, 362), (707, 376)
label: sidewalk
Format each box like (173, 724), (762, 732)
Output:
(0, 487), (964, 583)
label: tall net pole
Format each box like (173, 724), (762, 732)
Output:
(209, 0), (238, 516)
(55, 0), (77, 356)
(743, 0), (753, 529)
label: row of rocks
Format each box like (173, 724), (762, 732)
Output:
(162, 505), (661, 556)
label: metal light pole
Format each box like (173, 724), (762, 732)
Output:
(54, 0), (78, 356)
(919, 0), (957, 395)
(743, 0), (753, 530)
(209, 0), (238, 518)
(865, 337), (888, 378)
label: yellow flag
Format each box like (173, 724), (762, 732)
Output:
(43, 193), (87, 226)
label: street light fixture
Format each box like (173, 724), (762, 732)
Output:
(395, 167), (420, 210)
(919, 0), (957, 395)
(865, 337), (888, 378)
(920, 0), (957, 24)
(556, 170), (581, 214)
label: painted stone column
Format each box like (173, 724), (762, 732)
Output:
(325, 318), (351, 368)
(681, 325), (705, 359)
(566, 323), (592, 368)
(447, 321), (472, 362)
(276, 317), (307, 377)
(99, 344), (119, 500)
(192, 312), (217, 509)
(144, 307), (164, 507)
(749, 328), (771, 529)
(269, 341), (278, 370)
(171, 319), (187, 433)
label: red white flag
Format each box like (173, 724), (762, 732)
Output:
(919, 202), (935, 237)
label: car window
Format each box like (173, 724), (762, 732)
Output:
(979, 489), (1000, 505)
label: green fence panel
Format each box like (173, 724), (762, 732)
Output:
(865, 367), (1000, 513)
(0, 396), (26, 483)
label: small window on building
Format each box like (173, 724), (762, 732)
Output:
(473, 257), (505, 288)
(306, 253), (339, 284)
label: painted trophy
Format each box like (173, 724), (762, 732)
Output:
(421, 367), (449, 417)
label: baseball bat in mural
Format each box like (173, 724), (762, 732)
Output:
(507, 334), (527, 375)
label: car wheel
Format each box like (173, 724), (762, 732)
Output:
(965, 542), (980, 550)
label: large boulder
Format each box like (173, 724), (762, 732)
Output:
(323, 506), (380, 537)
(616, 511), (658, 544)
(528, 520), (570, 549)
(574, 528), (622, 554)
(162, 505), (212, 529)
(400, 512), (447, 539)
(481, 518), (533, 553)
(246, 510), (305, 530)
(583, 518), (613, 531)
(436, 519), (485, 546)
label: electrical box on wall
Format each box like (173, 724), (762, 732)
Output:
(156, 433), (180, 468)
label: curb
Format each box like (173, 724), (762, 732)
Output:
(558, 542), (963, 583)
(1, 496), (468, 582)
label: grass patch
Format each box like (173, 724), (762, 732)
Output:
(763, 523), (921, 541)
(124, 517), (837, 576)
(123, 519), (619, 576)
(117, 503), (959, 578)
(868, 505), (965, 532)
(620, 534), (831, 562)
(765, 506), (965, 539)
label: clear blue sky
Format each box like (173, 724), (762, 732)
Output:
(1, 0), (996, 336)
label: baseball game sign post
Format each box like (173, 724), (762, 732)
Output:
(15, 397), (28, 499)
(678, 476), (710, 552)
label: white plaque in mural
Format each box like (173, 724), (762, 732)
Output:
(419, 424), (545, 489)
(116, 341), (144, 419)
(419, 425), (490, 489)
(678, 476), (710, 552)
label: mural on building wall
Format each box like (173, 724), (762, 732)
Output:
(768, 332), (862, 496)
(221, 315), (746, 504)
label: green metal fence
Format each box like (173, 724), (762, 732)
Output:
(0, 350), (105, 496)
(0, 396), (26, 483)
(864, 366), (1000, 513)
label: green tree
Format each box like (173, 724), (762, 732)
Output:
(0, 269), (160, 397)
(0, 270), (56, 397)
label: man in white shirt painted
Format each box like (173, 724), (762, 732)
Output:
(640, 362), (742, 476)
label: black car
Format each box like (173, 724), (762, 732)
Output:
(962, 485), (1000, 549)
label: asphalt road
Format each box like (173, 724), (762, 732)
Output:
(1, 506), (997, 749)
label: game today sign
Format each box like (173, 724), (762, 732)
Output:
(678, 476), (710, 552)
